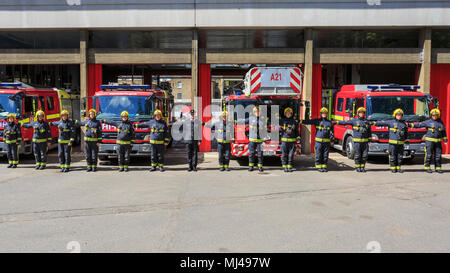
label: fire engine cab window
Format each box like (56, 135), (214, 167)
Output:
(39, 97), (45, 111)
(0, 94), (21, 119)
(93, 96), (154, 120)
(24, 97), (34, 114)
(345, 98), (353, 112)
(47, 96), (55, 111)
(336, 98), (344, 112)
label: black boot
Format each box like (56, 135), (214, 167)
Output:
(119, 168), (124, 172)
(87, 167), (92, 172)
(39, 165), (46, 170)
(248, 166), (254, 172)
(93, 167), (97, 172)
(7, 164), (12, 168)
(188, 167), (193, 172)
(12, 164), (17, 168)
(35, 165), (41, 170)
(361, 168), (366, 173)
(60, 168), (64, 172)
(436, 169), (443, 174)
(150, 166), (156, 172)
(159, 166), (165, 172)
(356, 167), (361, 172)
(284, 168), (288, 173)
(397, 168), (403, 173)
(124, 168), (129, 172)
(64, 168), (69, 173)
(193, 166), (197, 172)
(426, 168), (433, 173)
(391, 168), (397, 173)
(258, 167), (263, 172)
(225, 167), (230, 172)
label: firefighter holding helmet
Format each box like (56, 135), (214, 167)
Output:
(22, 110), (52, 170)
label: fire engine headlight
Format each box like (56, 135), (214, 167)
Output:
(371, 134), (378, 140)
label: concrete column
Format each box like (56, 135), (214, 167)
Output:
(302, 28), (313, 155)
(418, 28), (432, 93)
(80, 30), (88, 120)
(191, 30), (199, 108)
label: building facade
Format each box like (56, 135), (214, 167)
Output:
(0, 0), (449, 153)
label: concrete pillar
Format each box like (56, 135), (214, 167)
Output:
(418, 28), (432, 93)
(302, 28), (313, 154)
(80, 30), (88, 120)
(191, 30), (199, 108)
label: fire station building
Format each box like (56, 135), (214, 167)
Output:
(0, 0), (449, 153)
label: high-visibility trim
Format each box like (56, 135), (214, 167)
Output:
(353, 138), (369, 142)
(249, 138), (263, 143)
(217, 139), (231, 143)
(149, 140), (164, 144)
(282, 165), (287, 168)
(47, 113), (60, 119)
(316, 126), (331, 130)
(223, 165), (229, 168)
(84, 137), (99, 141)
(396, 166), (401, 170)
(354, 164), (361, 167)
(425, 137), (442, 142)
(389, 139), (405, 145)
(315, 165), (321, 168)
(257, 164), (263, 167)
(151, 163), (157, 167)
(390, 166), (397, 170)
(249, 163), (255, 167)
(33, 138), (48, 143)
(424, 166), (431, 170)
(5, 140), (17, 144)
(116, 140), (131, 145)
(158, 163), (164, 167)
(12, 161), (18, 164)
(315, 137), (331, 143)
(58, 139), (70, 144)
(287, 165), (293, 168)
(389, 128), (399, 132)
(282, 137), (297, 142)
(331, 115), (344, 121)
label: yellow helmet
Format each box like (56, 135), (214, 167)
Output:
(6, 113), (16, 121)
(393, 108), (404, 117)
(154, 109), (162, 116)
(284, 107), (293, 115)
(253, 106), (260, 113)
(320, 107), (329, 113)
(88, 109), (97, 117)
(121, 111), (129, 117)
(430, 108), (441, 117)
(35, 110), (45, 119)
(221, 110), (228, 116)
(61, 110), (69, 116)
(357, 107), (366, 113)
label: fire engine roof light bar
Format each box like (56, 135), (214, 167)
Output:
(367, 85), (420, 91)
(100, 84), (151, 89)
(0, 82), (22, 87)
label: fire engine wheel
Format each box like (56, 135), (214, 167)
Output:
(345, 136), (355, 160)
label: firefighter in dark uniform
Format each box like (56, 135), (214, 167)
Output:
(22, 110), (52, 170)
(182, 110), (203, 172)
(409, 108), (448, 174)
(334, 107), (371, 173)
(302, 107), (333, 172)
(248, 106), (269, 172)
(371, 108), (409, 173)
(50, 110), (76, 172)
(3, 113), (22, 168)
(136, 109), (169, 172)
(103, 111), (135, 172)
(279, 107), (300, 173)
(78, 109), (102, 172)
(204, 110), (234, 171)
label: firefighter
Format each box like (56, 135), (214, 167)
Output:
(302, 107), (333, 172)
(279, 107), (300, 172)
(78, 109), (102, 172)
(22, 110), (52, 170)
(370, 108), (409, 173)
(204, 110), (234, 171)
(50, 110), (76, 172)
(136, 110), (169, 172)
(103, 111), (135, 172)
(334, 107), (371, 172)
(181, 110), (204, 172)
(248, 106), (269, 172)
(409, 108), (448, 174)
(3, 113), (22, 168)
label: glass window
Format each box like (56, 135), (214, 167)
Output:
(432, 29), (450, 48)
(0, 31), (80, 49)
(47, 96), (55, 111)
(336, 98), (344, 112)
(200, 29), (304, 49)
(89, 30), (193, 49)
(39, 96), (45, 111)
(0, 94), (21, 119)
(367, 96), (429, 122)
(24, 97), (34, 113)
(345, 98), (353, 112)
(314, 29), (419, 48)
(94, 96), (154, 121)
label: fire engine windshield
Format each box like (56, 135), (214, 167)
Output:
(0, 94), (22, 119)
(367, 96), (429, 122)
(93, 96), (154, 120)
(230, 98), (300, 123)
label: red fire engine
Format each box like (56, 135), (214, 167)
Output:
(90, 84), (174, 160)
(330, 84), (438, 159)
(0, 82), (62, 156)
(222, 67), (307, 158)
